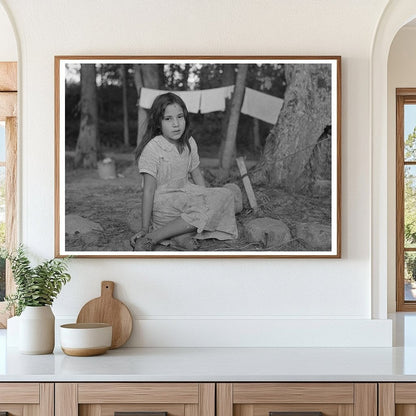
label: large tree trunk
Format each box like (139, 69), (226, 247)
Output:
(120, 65), (130, 146)
(252, 64), (332, 191)
(295, 125), (332, 194)
(74, 64), (99, 169)
(133, 64), (160, 146)
(220, 64), (248, 173)
(218, 64), (236, 163)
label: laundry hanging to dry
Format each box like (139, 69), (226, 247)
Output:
(241, 87), (284, 124)
(199, 86), (235, 113)
(139, 86), (282, 124)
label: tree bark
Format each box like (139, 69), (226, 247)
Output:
(295, 125), (331, 193)
(74, 64), (99, 169)
(252, 64), (332, 191)
(220, 64), (248, 173)
(120, 65), (130, 146)
(133, 65), (145, 147)
(218, 64), (236, 163)
(133, 64), (160, 146)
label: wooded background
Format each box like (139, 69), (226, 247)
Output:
(65, 63), (284, 168)
(65, 61), (333, 193)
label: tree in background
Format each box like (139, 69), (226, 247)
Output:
(247, 64), (286, 154)
(219, 64), (248, 173)
(133, 64), (161, 147)
(120, 65), (130, 146)
(65, 63), (288, 165)
(405, 125), (416, 161)
(405, 166), (416, 247)
(74, 64), (99, 168)
(218, 64), (236, 161)
(93, 63), (136, 149)
(165, 63), (192, 90)
(252, 64), (332, 191)
(404, 127), (416, 248)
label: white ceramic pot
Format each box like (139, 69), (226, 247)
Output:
(19, 305), (55, 354)
(60, 323), (112, 356)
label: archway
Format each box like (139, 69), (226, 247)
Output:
(371, 0), (416, 319)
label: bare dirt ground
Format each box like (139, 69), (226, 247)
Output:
(65, 153), (331, 253)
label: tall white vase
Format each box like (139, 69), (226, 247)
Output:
(19, 306), (55, 354)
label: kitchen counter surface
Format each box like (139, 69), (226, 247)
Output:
(3, 344), (416, 382)
(2, 313), (416, 382)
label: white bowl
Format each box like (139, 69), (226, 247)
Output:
(60, 323), (112, 356)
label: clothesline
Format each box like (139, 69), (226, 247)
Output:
(139, 86), (283, 125)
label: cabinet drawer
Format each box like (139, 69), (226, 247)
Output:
(78, 383), (200, 404)
(0, 383), (39, 403)
(0, 383), (53, 416)
(56, 383), (215, 416)
(232, 383), (354, 404)
(218, 383), (376, 416)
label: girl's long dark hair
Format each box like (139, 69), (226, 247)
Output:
(134, 92), (191, 162)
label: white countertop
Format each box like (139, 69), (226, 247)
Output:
(3, 313), (416, 382)
(2, 345), (416, 382)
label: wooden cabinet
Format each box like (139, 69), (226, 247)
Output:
(379, 383), (416, 416)
(0, 383), (53, 415)
(55, 383), (215, 416)
(53, 382), (379, 416)
(0, 381), (410, 416)
(217, 383), (377, 416)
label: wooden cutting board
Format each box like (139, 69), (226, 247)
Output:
(76, 281), (133, 349)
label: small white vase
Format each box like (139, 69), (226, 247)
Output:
(19, 306), (55, 354)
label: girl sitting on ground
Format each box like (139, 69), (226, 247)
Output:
(130, 92), (238, 251)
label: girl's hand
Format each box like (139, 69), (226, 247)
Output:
(190, 167), (206, 187)
(130, 230), (147, 248)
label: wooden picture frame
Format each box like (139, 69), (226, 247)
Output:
(55, 56), (341, 258)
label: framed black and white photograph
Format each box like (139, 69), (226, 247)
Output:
(55, 56), (341, 258)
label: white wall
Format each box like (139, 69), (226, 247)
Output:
(387, 26), (416, 312)
(0, 2), (16, 61)
(0, 0), (394, 347)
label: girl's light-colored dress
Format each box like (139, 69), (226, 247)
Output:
(138, 135), (238, 241)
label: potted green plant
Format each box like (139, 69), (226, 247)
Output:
(3, 245), (71, 354)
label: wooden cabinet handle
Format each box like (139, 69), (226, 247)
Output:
(115, 412), (168, 416)
(270, 413), (323, 416)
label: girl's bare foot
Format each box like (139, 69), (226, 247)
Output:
(171, 234), (199, 251)
(133, 236), (154, 251)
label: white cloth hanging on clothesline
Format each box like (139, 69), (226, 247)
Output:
(139, 88), (164, 109)
(200, 86), (235, 113)
(139, 86), (233, 114)
(139, 86), (283, 124)
(241, 87), (284, 125)
(174, 90), (202, 113)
